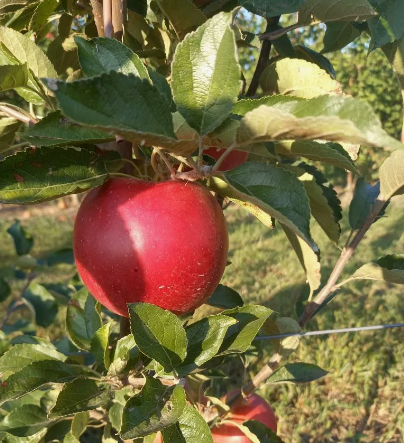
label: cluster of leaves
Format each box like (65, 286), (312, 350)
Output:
(1, 0), (404, 442)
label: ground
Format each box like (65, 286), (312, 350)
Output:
(0, 195), (403, 442)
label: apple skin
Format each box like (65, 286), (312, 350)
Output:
(204, 147), (248, 171)
(74, 178), (228, 317)
(210, 392), (277, 442)
(153, 392), (276, 443)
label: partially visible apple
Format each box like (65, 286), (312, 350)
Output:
(204, 147), (248, 171)
(211, 390), (277, 442)
(74, 178), (228, 317)
(153, 391), (277, 442)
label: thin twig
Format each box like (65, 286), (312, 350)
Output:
(90, 0), (105, 36)
(151, 150), (166, 181)
(154, 147), (176, 177)
(103, 0), (113, 38)
(299, 197), (387, 327)
(259, 22), (301, 41)
(198, 136), (204, 167)
(246, 17), (280, 97)
(0, 105), (37, 125)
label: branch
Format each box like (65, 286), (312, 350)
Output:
(90, 0), (105, 36)
(259, 22), (301, 41)
(103, 0), (112, 38)
(112, 0), (125, 40)
(299, 197), (387, 327)
(0, 105), (37, 125)
(246, 16), (280, 97)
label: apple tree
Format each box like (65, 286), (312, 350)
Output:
(0, 0), (404, 442)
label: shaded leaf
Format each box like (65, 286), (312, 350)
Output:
(46, 72), (176, 146)
(236, 95), (403, 150)
(22, 283), (58, 327)
(282, 224), (321, 294)
(0, 146), (109, 204)
(349, 178), (381, 229)
(209, 163), (315, 248)
(275, 140), (357, 173)
(243, 420), (285, 442)
(128, 303), (187, 373)
(120, 378), (186, 439)
(75, 36), (150, 79)
(240, 0), (304, 17)
(0, 63), (28, 91)
(6, 219), (33, 255)
(351, 254), (404, 284)
(206, 284), (244, 309)
(29, 0), (58, 33)
(260, 58), (341, 98)
(0, 117), (21, 152)
(294, 45), (336, 78)
(380, 150), (404, 200)
(177, 315), (237, 375)
(47, 248), (74, 266)
(20, 111), (114, 147)
(162, 405), (213, 443)
(267, 362), (328, 384)
(0, 405), (50, 437)
(0, 360), (82, 405)
(50, 379), (111, 418)
(156, 0), (206, 40)
(322, 21), (362, 53)
(0, 277), (11, 302)
(219, 305), (272, 354)
(171, 11), (240, 135)
(66, 289), (102, 350)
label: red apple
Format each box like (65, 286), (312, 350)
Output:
(210, 391), (277, 442)
(204, 147), (248, 171)
(74, 178), (228, 317)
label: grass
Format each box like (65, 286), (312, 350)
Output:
(0, 199), (403, 442)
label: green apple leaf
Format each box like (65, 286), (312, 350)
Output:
(267, 362), (328, 384)
(380, 150), (404, 200)
(0, 342), (65, 379)
(218, 305), (272, 354)
(66, 289), (102, 350)
(299, 0), (375, 25)
(282, 224), (321, 294)
(0, 63), (28, 91)
(45, 72), (176, 146)
(0, 26), (57, 78)
(120, 378), (186, 439)
(232, 96), (304, 116)
(242, 420), (285, 442)
(177, 315), (237, 375)
(351, 254), (404, 284)
(171, 11), (240, 135)
(260, 58), (341, 98)
(206, 284), (244, 309)
(156, 0), (206, 40)
(240, 0), (303, 17)
(162, 405), (213, 443)
(293, 45), (336, 77)
(128, 303), (188, 372)
(236, 95), (403, 151)
(349, 178), (381, 229)
(49, 379), (111, 418)
(0, 405), (51, 437)
(275, 140), (357, 173)
(322, 22), (362, 53)
(107, 334), (141, 377)
(0, 117), (21, 152)
(75, 36), (150, 79)
(0, 277), (11, 302)
(22, 283), (58, 327)
(0, 146), (109, 204)
(209, 163), (315, 248)
(6, 219), (33, 255)
(29, 0), (58, 33)
(368, 0), (404, 49)
(90, 321), (112, 370)
(0, 360), (82, 405)
(20, 111), (114, 147)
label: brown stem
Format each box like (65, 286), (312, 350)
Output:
(246, 17), (280, 97)
(0, 105), (37, 125)
(90, 0), (105, 36)
(112, 0), (125, 40)
(119, 317), (131, 338)
(299, 197), (386, 327)
(116, 137), (134, 175)
(259, 22), (301, 41)
(103, 0), (112, 38)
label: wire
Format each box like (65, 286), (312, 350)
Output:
(254, 323), (404, 341)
